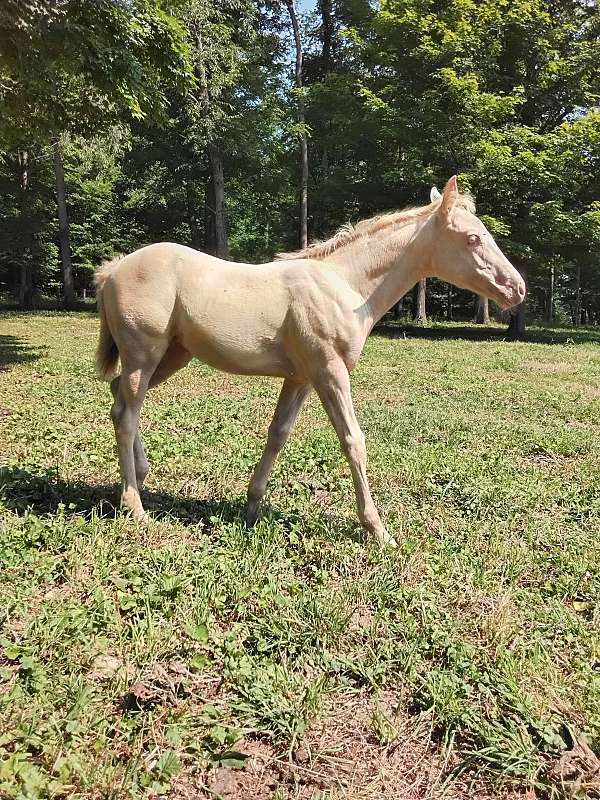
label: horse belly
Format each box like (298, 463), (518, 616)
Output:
(190, 333), (290, 376)
(179, 307), (291, 377)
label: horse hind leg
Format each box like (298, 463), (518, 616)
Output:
(149, 340), (191, 389)
(109, 340), (191, 489)
(111, 376), (149, 486)
(111, 344), (169, 518)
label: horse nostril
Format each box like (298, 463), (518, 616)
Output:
(517, 280), (526, 299)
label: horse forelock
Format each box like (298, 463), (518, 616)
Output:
(277, 192), (476, 261)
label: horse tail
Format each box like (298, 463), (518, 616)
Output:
(94, 257), (121, 381)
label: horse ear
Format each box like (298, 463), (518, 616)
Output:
(438, 175), (458, 220)
(430, 186), (441, 202)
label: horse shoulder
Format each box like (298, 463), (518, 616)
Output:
(281, 260), (367, 371)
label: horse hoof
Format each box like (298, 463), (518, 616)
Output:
(377, 530), (398, 548)
(246, 505), (259, 526)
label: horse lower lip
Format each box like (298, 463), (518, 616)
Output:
(494, 288), (519, 309)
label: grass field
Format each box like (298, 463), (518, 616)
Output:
(1, 311), (600, 800)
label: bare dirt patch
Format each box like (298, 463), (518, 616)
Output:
(516, 451), (577, 475)
(545, 736), (600, 798)
(162, 692), (525, 800)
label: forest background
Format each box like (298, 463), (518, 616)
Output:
(1, 0), (599, 331)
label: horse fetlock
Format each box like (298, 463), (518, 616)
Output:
(135, 469), (149, 487)
(360, 507), (396, 547)
(121, 486), (146, 518)
(247, 478), (266, 502)
(124, 504), (149, 523)
(246, 499), (261, 526)
(135, 462), (150, 486)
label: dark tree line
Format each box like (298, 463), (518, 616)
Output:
(0, 0), (598, 331)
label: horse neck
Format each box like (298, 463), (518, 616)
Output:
(326, 221), (430, 326)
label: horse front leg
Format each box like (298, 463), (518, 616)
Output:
(312, 360), (397, 548)
(246, 379), (311, 524)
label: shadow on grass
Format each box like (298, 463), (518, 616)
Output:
(0, 465), (244, 526)
(374, 322), (600, 345)
(0, 334), (46, 369)
(0, 465), (363, 546)
(0, 295), (96, 314)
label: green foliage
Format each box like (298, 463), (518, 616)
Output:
(1, 0), (598, 320)
(0, 0), (194, 145)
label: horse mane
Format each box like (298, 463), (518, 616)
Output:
(277, 192), (475, 261)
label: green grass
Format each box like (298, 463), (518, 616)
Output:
(1, 312), (599, 799)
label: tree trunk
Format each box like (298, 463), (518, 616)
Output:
(475, 295), (490, 324)
(195, 26), (228, 258)
(19, 262), (33, 309)
(508, 302), (526, 340)
(319, 0), (333, 74)
(413, 279), (427, 323)
(17, 149), (34, 310)
(208, 143), (228, 259)
(54, 139), (75, 309)
(186, 180), (202, 249)
(287, 0), (308, 249)
(318, 0), (334, 226)
(446, 285), (453, 320)
(321, 146), (329, 177)
(204, 175), (215, 254)
(507, 265), (527, 340)
(574, 263), (581, 326)
(546, 262), (555, 323)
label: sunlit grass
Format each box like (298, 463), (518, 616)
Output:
(1, 311), (599, 798)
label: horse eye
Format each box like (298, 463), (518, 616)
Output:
(467, 234), (481, 247)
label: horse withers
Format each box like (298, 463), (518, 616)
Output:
(95, 177), (525, 546)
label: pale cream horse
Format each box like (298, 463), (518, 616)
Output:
(95, 177), (525, 547)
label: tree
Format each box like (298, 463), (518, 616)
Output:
(475, 296), (490, 325)
(1, 0), (599, 328)
(0, 0), (193, 307)
(53, 139), (75, 308)
(186, 4), (230, 258)
(287, 0), (308, 249)
(446, 285), (453, 321)
(194, 26), (229, 259)
(342, 0), (600, 333)
(413, 279), (427, 323)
